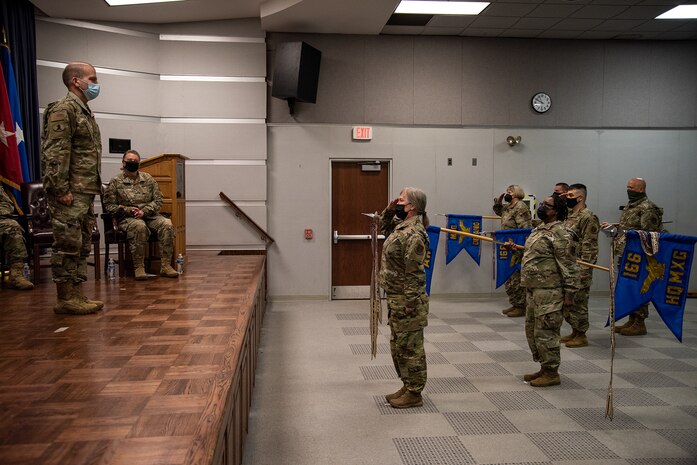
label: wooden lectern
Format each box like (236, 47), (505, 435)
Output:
(139, 154), (188, 262)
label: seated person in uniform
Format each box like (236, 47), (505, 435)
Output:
(103, 150), (179, 280)
(0, 184), (33, 290)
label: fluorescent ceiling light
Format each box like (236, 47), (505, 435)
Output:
(395, 1), (490, 15)
(656, 5), (697, 19)
(105, 0), (186, 6)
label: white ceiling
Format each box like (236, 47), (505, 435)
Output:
(29, 0), (697, 39)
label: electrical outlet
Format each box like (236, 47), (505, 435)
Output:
(472, 158), (477, 166)
(447, 158), (452, 166)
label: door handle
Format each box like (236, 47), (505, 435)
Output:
(333, 230), (385, 244)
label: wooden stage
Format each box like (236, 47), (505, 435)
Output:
(0, 251), (266, 465)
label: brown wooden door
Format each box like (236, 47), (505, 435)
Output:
(331, 160), (389, 299)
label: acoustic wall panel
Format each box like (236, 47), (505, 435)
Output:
(602, 42), (652, 127)
(364, 36), (414, 124)
(648, 42), (697, 128)
(159, 122), (267, 160)
(159, 41), (266, 77)
(414, 37), (462, 126)
(160, 81), (266, 118)
(185, 164), (267, 201)
(96, 117), (161, 158)
(186, 204), (267, 246)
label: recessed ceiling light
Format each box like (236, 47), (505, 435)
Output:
(395, 1), (490, 15)
(656, 5), (697, 19)
(105, 0), (186, 6)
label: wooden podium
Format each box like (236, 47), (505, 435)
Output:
(139, 153), (188, 262)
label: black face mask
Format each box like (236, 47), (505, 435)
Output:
(537, 204), (552, 222)
(503, 194), (513, 203)
(124, 161), (140, 173)
(552, 192), (561, 198)
(395, 204), (408, 220)
(627, 190), (646, 203)
(566, 197), (578, 208)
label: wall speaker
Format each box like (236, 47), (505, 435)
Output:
(271, 41), (322, 114)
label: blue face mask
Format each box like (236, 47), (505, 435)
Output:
(79, 79), (100, 101)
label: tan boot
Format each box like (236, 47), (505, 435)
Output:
(72, 282), (104, 311)
(385, 385), (407, 402)
(501, 306), (515, 315)
(506, 307), (525, 317)
(530, 368), (561, 387)
(160, 264), (179, 278)
(620, 317), (647, 336)
(134, 265), (148, 281)
(388, 390), (423, 409)
(560, 330), (577, 343)
(53, 282), (99, 315)
(565, 332), (588, 348)
(523, 367), (544, 382)
(7, 263), (33, 290)
(614, 314), (635, 333)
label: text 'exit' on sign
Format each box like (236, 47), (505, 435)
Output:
(352, 126), (372, 140)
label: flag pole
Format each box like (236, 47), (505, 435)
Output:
(440, 227), (610, 272)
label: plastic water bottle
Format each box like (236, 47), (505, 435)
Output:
(176, 254), (184, 275)
(23, 263), (30, 282)
(107, 258), (116, 281)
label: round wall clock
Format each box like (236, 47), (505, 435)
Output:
(531, 92), (551, 113)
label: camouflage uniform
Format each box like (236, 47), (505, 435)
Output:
(103, 171), (175, 268)
(494, 200), (532, 308)
(616, 195), (664, 319)
(521, 221), (580, 371)
(0, 185), (28, 264)
(563, 207), (599, 333)
(41, 92), (101, 283)
(379, 208), (429, 394)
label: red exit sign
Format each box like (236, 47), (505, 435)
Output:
(352, 126), (372, 140)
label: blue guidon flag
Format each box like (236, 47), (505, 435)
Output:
(493, 228), (532, 288)
(446, 214), (482, 265)
(424, 225), (441, 295)
(614, 231), (697, 342)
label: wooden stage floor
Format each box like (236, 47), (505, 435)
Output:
(0, 251), (266, 465)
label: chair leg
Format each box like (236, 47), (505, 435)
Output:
(104, 243), (110, 276)
(117, 242), (126, 278)
(94, 242), (101, 281)
(33, 244), (41, 284)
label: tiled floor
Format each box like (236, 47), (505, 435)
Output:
(243, 296), (697, 465)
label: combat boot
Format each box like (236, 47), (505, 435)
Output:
(160, 264), (179, 278)
(530, 368), (560, 387)
(72, 282), (104, 311)
(506, 307), (525, 318)
(620, 316), (647, 336)
(523, 366), (544, 382)
(560, 330), (578, 343)
(385, 385), (407, 402)
(501, 306), (516, 315)
(565, 332), (588, 348)
(389, 390), (423, 409)
(7, 263), (33, 290)
(614, 314), (635, 333)
(134, 265), (148, 280)
(53, 282), (98, 315)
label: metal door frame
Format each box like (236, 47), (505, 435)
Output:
(329, 158), (392, 300)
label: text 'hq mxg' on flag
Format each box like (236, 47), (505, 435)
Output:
(425, 225), (441, 295)
(446, 214), (482, 265)
(0, 43), (29, 210)
(494, 228), (532, 288)
(614, 231), (697, 342)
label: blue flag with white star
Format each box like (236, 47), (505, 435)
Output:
(494, 228), (532, 288)
(446, 214), (482, 265)
(614, 231), (697, 342)
(1, 44), (29, 212)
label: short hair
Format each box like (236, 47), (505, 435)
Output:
(122, 149), (141, 161)
(62, 62), (91, 88)
(630, 177), (646, 191)
(569, 183), (587, 198)
(401, 187), (429, 228)
(508, 184), (526, 199)
(555, 182), (569, 193)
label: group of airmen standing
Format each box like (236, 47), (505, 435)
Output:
(496, 178), (664, 387)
